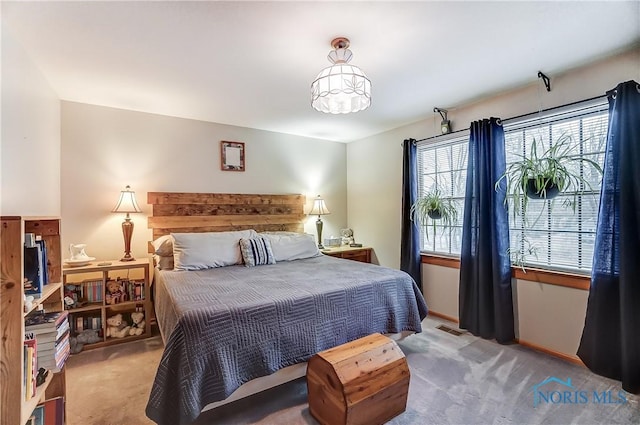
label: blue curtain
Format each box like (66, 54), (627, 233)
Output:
(400, 138), (422, 289)
(577, 80), (640, 394)
(459, 118), (514, 344)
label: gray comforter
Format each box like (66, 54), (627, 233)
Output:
(146, 255), (428, 425)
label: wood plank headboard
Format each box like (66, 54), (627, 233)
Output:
(147, 192), (306, 242)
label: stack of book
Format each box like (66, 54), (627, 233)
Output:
(25, 311), (70, 373)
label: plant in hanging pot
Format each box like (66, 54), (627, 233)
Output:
(411, 188), (458, 239)
(495, 132), (603, 219)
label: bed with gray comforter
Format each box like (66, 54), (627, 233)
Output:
(145, 255), (428, 425)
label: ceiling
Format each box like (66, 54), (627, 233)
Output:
(3, 1), (639, 142)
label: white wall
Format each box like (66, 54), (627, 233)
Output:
(61, 101), (347, 262)
(348, 47), (640, 360)
(1, 29), (60, 216)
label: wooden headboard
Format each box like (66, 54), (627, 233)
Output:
(147, 192), (306, 242)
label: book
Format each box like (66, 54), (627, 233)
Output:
(32, 405), (44, 425)
(25, 345), (34, 400)
(23, 345), (28, 399)
(31, 322), (69, 344)
(25, 311), (69, 331)
(24, 245), (44, 298)
(37, 330), (70, 351)
(41, 336), (69, 360)
(35, 239), (49, 286)
(24, 333), (37, 400)
(40, 396), (64, 425)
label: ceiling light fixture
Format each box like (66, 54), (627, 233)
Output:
(311, 37), (371, 114)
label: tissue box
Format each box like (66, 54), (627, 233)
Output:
(324, 237), (341, 247)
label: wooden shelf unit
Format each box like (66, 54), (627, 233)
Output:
(62, 258), (151, 350)
(1, 216), (66, 425)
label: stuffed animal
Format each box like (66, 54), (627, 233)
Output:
(106, 313), (130, 338)
(23, 294), (34, 313)
(129, 311), (146, 336)
(70, 329), (101, 354)
(105, 279), (125, 305)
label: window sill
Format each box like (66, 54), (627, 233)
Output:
(421, 254), (590, 290)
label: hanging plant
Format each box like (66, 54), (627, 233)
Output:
(411, 188), (458, 240)
(495, 132), (603, 219)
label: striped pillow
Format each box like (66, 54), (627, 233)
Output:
(239, 237), (276, 267)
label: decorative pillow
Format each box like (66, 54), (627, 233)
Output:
(261, 232), (321, 262)
(152, 235), (174, 257)
(239, 237), (276, 267)
(153, 254), (174, 270)
(172, 230), (258, 270)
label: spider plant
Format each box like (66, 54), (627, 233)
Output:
(410, 188), (458, 240)
(495, 132), (603, 220)
(508, 233), (540, 273)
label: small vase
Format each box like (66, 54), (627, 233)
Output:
(525, 178), (560, 200)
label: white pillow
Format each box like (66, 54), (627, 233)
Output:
(152, 235), (174, 257)
(153, 254), (174, 270)
(172, 230), (257, 270)
(261, 232), (321, 262)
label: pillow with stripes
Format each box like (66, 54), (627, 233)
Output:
(239, 237), (276, 267)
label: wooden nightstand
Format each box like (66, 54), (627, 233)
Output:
(322, 246), (372, 263)
(62, 258), (152, 350)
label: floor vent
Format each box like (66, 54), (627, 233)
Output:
(436, 324), (464, 336)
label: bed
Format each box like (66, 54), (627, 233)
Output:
(144, 192), (428, 425)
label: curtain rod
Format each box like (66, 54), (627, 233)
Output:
(413, 93), (608, 144)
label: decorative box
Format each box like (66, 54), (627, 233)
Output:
(323, 237), (341, 247)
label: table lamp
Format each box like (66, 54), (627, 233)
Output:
(309, 195), (330, 249)
(112, 185), (142, 261)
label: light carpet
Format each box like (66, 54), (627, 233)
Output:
(65, 317), (639, 424)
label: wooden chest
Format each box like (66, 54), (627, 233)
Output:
(306, 333), (410, 425)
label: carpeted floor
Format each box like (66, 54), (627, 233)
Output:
(66, 317), (639, 425)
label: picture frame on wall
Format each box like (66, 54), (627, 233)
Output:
(221, 141), (245, 171)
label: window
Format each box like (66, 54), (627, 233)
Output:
(416, 135), (468, 255)
(417, 99), (608, 274)
(504, 102), (608, 273)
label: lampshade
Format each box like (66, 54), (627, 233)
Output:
(111, 185), (142, 214)
(309, 196), (331, 216)
(311, 37), (371, 114)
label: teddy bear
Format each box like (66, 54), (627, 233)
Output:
(105, 279), (126, 305)
(106, 313), (130, 338)
(129, 311), (146, 336)
(70, 329), (102, 354)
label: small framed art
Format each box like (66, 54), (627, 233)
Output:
(221, 141), (245, 171)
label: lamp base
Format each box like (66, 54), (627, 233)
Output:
(120, 217), (135, 262)
(316, 217), (324, 249)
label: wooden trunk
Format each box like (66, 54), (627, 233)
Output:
(306, 333), (410, 425)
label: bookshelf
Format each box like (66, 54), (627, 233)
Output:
(62, 258), (151, 349)
(1, 216), (66, 425)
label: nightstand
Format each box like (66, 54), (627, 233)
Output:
(62, 258), (152, 350)
(322, 246), (372, 263)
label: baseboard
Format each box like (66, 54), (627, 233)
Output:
(428, 310), (584, 367)
(515, 339), (585, 366)
(428, 310), (459, 324)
